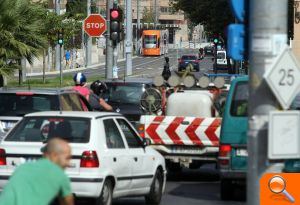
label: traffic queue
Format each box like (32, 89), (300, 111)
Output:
(0, 69), (249, 204)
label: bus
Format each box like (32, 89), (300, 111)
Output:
(142, 30), (169, 56)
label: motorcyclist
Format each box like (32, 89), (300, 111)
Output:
(162, 56), (171, 81)
(72, 72), (90, 100)
(89, 80), (113, 111)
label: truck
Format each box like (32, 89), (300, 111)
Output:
(139, 88), (225, 172)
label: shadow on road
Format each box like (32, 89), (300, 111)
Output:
(167, 164), (220, 182)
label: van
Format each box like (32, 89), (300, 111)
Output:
(216, 50), (233, 69)
(218, 76), (248, 200)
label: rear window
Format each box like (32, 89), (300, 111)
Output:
(104, 83), (146, 105)
(0, 94), (59, 116)
(5, 117), (90, 143)
(217, 52), (226, 59)
(230, 82), (248, 117)
(182, 55), (197, 60)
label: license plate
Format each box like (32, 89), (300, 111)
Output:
(171, 147), (206, 154)
(236, 149), (248, 157)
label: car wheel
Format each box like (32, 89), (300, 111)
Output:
(145, 170), (163, 205)
(97, 180), (113, 205)
(220, 179), (234, 200)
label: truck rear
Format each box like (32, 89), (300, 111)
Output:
(140, 90), (222, 171)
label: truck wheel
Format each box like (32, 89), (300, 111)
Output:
(220, 179), (234, 200)
(145, 170), (163, 205)
(96, 180), (113, 205)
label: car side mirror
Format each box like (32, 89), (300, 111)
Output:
(142, 138), (151, 147)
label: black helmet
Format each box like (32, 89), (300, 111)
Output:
(165, 57), (169, 63)
(90, 80), (108, 96)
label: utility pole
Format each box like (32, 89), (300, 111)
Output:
(136, 0), (141, 55)
(105, 0), (114, 79)
(154, 0), (157, 28)
(55, 0), (60, 71)
(125, 0), (133, 76)
(247, 1), (288, 205)
(86, 0), (92, 68)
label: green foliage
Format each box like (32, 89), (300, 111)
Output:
(171, 0), (234, 39)
(0, 0), (47, 77)
(142, 7), (155, 23)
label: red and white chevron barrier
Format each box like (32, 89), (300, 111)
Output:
(144, 116), (221, 146)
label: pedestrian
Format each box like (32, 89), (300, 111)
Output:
(65, 50), (71, 68)
(0, 138), (74, 205)
(75, 50), (81, 68)
(89, 80), (113, 111)
(72, 72), (90, 100)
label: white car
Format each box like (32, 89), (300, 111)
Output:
(0, 111), (166, 205)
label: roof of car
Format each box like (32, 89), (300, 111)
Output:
(0, 87), (77, 95)
(25, 111), (122, 118)
(103, 77), (153, 84)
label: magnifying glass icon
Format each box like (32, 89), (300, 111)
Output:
(268, 175), (295, 203)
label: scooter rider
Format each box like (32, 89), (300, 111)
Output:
(73, 73), (112, 111)
(89, 80), (113, 111)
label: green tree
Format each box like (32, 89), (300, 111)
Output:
(171, 0), (234, 39)
(0, 0), (47, 84)
(142, 7), (156, 23)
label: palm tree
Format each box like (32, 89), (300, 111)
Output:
(0, 0), (47, 85)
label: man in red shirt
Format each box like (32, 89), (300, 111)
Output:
(72, 72), (90, 100)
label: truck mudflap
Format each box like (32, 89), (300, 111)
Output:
(142, 116), (221, 146)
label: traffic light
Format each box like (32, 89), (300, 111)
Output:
(213, 37), (219, 44)
(227, 0), (247, 60)
(58, 30), (64, 46)
(110, 7), (122, 43)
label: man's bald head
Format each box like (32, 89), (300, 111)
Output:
(43, 138), (71, 169)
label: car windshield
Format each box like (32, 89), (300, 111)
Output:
(182, 56), (197, 60)
(0, 93), (59, 116)
(5, 116), (90, 143)
(144, 35), (157, 44)
(104, 83), (145, 105)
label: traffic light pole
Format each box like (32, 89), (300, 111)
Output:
(59, 44), (62, 86)
(105, 0), (113, 79)
(86, 0), (92, 68)
(125, 0), (133, 76)
(247, 0), (288, 204)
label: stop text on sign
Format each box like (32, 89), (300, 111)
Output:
(86, 23), (105, 29)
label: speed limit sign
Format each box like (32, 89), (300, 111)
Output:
(264, 46), (300, 109)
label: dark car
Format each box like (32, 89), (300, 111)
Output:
(103, 78), (153, 126)
(0, 88), (92, 135)
(204, 46), (214, 56)
(178, 55), (200, 72)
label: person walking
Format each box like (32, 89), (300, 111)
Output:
(65, 50), (71, 68)
(0, 138), (74, 205)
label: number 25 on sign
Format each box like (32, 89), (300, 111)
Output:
(279, 69), (294, 86)
(264, 46), (300, 110)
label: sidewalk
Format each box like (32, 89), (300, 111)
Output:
(21, 56), (138, 77)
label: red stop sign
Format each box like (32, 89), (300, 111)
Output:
(84, 14), (107, 37)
